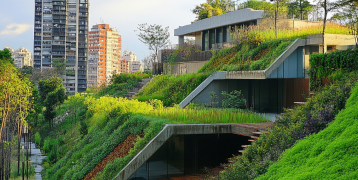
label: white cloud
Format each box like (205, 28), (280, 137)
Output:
(0, 23), (32, 35)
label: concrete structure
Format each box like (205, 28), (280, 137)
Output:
(33, 0), (89, 93)
(122, 50), (144, 73)
(179, 34), (356, 112)
(114, 123), (273, 180)
(88, 24), (122, 87)
(4, 46), (33, 68)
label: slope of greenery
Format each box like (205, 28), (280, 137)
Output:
(219, 71), (358, 180)
(37, 92), (266, 180)
(198, 38), (294, 73)
(91, 72), (150, 97)
(257, 83), (358, 179)
(134, 73), (210, 106)
(198, 23), (351, 74)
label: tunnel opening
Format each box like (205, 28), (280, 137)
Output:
(129, 133), (250, 180)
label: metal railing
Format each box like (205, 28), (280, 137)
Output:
(162, 50), (212, 63)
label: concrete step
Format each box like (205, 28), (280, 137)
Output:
(251, 136), (259, 139)
(248, 139), (255, 142)
(239, 150), (244, 153)
(241, 145), (249, 148)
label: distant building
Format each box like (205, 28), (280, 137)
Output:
(88, 24), (122, 87)
(33, 0), (89, 93)
(122, 50), (144, 73)
(4, 46), (33, 68)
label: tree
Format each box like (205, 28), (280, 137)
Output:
(52, 59), (66, 75)
(336, 0), (358, 45)
(270, 0), (289, 38)
(0, 48), (14, 64)
(136, 24), (170, 73)
(20, 66), (33, 76)
(317, 0), (340, 53)
(192, 0), (236, 20)
(142, 53), (155, 71)
(38, 77), (63, 105)
(288, 0), (312, 20)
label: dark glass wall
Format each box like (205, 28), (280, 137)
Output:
(129, 134), (249, 179)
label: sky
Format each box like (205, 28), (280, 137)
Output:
(0, 0), (334, 61)
(0, 0), (208, 61)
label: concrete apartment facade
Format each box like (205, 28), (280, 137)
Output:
(88, 24), (122, 87)
(33, 0), (89, 93)
(4, 46), (33, 68)
(122, 50), (144, 73)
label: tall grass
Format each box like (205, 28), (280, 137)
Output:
(147, 107), (268, 124)
(134, 73), (210, 106)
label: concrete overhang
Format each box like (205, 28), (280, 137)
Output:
(306, 34), (356, 45)
(174, 8), (264, 36)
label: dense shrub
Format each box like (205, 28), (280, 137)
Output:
(198, 39), (294, 73)
(135, 73), (210, 106)
(219, 71), (358, 180)
(309, 47), (358, 91)
(95, 72), (150, 97)
(258, 83), (358, 179)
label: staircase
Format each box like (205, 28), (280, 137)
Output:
(124, 78), (152, 100)
(238, 131), (268, 155)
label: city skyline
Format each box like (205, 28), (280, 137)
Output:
(0, 0), (204, 62)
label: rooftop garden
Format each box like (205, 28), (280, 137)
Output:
(134, 73), (210, 106)
(34, 76), (267, 180)
(212, 48), (358, 179)
(198, 23), (351, 73)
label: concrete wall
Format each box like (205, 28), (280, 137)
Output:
(164, 61), (208, 75)
(306, 34), (356, 45)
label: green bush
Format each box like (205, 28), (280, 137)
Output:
(34, 132), (41, 146)
(219, 71), (358, 180)
(221, 90), (247, 109)
(258, 83), (358, 179)
(135, 73), (210, 106)
(309, 48), (358, 91)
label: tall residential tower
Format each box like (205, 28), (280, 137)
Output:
(33, 0), (89, 93)
(88, 24), (122, 87)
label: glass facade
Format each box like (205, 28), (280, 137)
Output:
(129, 134), (249, 179)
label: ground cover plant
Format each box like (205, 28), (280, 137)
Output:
(198, 23), (350, 73)
(93, 72), (150, 97)
(37, 93), (266, 180)
(218, 71), (358, 180)
(134, 73), (210, 106)
(257, 82), (358, 179)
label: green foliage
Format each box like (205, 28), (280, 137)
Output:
(135, 73), (210, 106)
(35, 132), (41, 146)
(79, 120), (88, 138)
(257, 83), (358, 179)
(219, 71), (358, 180)
(38, 77), (64, 104)
(0, 48), (14, 64)
(21, 65), (33, 75)
(198, 39), (294, 73)
(309, 48), (358, 91)
(96, 73), (150, 98)
(192, 0), (235, 20)
(221, 90), (247, 109)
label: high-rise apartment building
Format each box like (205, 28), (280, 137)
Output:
(5, 46), (33, 68)
(88, 24), (122, 87)
(33, 0), (89, 93)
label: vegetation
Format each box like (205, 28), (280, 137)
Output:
(309, 47), (358, 91)
(257, 82), (358, 179)
(134, 73), (210, 106)
(192, 0), (235, 21)
(94, 73), (150, 97)
(37, 93), (266, 180)
(218, 70), (358, 179)
(198, 23), (350, 73)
